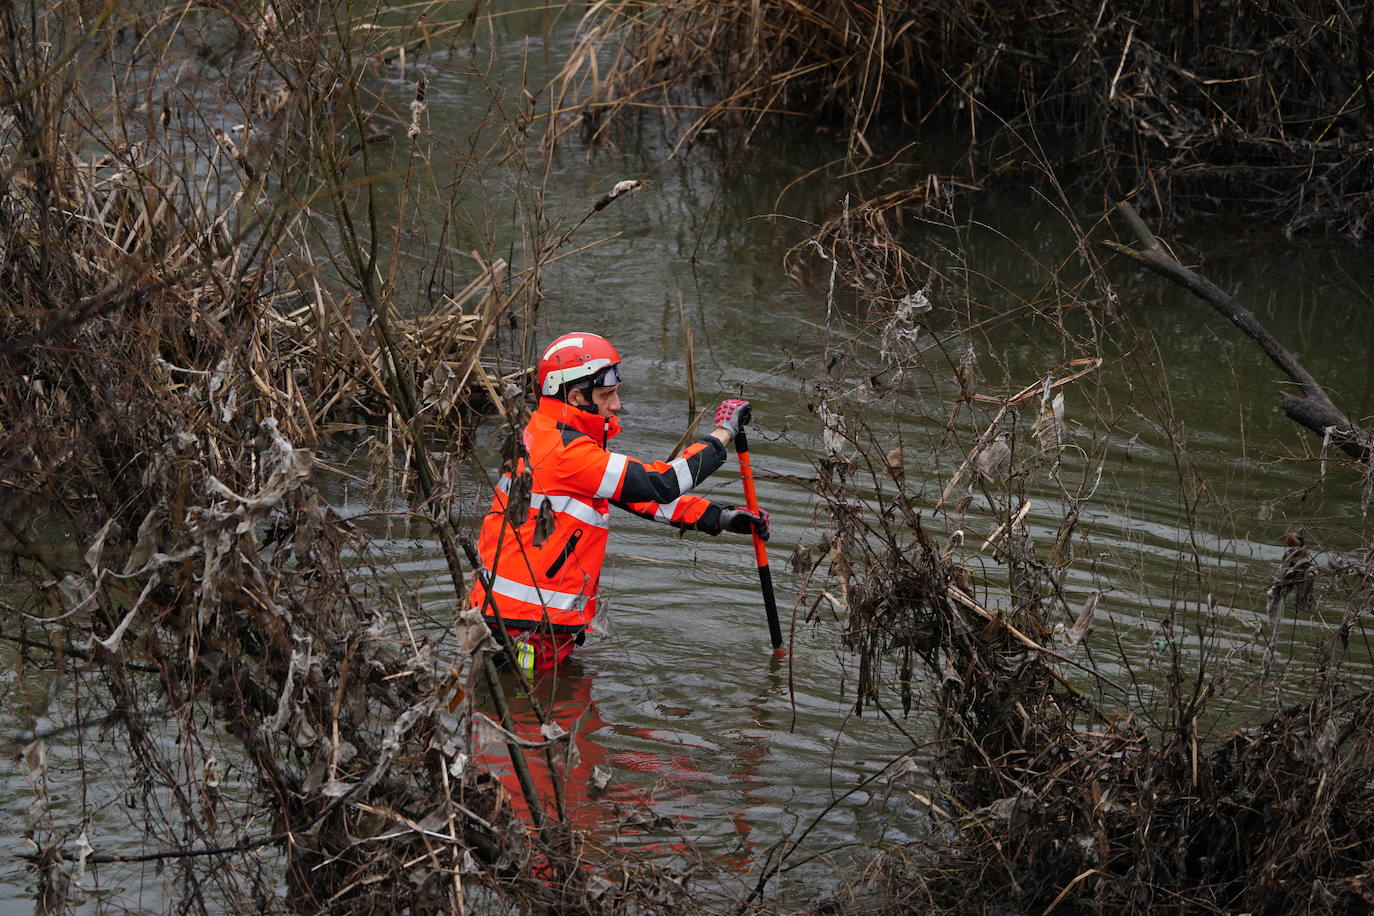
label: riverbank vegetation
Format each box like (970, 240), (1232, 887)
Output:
(1, 0), (648, 910)
(4, 0), (1374, 913)
(558, 0), (1374, 242)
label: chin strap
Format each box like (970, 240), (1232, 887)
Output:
(568, 383), (600, 414)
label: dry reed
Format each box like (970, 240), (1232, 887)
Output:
(554, 0), (1374, 241)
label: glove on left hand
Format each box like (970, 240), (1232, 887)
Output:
(719, 506), (769, 541)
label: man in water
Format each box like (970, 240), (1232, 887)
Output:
(468, 332), (769, 674)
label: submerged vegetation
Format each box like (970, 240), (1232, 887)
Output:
(3, 0), (1373, 913)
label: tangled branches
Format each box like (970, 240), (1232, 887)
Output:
(0, 0), (656, 911)
(782, 162), (1374, 913)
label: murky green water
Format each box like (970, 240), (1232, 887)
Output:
(4, 2), (1374, 908)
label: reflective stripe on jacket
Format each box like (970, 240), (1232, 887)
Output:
(469, 397), (727, 632)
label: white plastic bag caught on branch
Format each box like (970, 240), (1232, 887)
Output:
(815, 389), (849, 460)
(202, 417), (313, 521)
(188, 417), (314, 623)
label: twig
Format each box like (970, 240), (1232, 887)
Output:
(6, 708), (163, 748)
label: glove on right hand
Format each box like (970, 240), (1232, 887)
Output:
(713, 398), (752, 439)
(719, 506), (770, 541)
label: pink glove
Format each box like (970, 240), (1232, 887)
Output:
(713, 399), (752, 438)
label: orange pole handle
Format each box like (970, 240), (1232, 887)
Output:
(735, 429), (783, 652)
(737, 447), (768, 568)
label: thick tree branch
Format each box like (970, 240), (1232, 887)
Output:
(1103, 201), (1370, 464)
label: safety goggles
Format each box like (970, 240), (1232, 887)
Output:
(589, 363), (620, 388)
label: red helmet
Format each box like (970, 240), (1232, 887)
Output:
(537, 332), (622, 397)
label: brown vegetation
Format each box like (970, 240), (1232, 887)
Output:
(772, 180), (1374, 910)
(0, 0), (661, 911)
(557, 0), (1374, 241)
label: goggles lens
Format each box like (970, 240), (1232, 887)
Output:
(594, 364), (620, 387)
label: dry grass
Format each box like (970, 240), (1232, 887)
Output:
(554, 0), (1374, 240)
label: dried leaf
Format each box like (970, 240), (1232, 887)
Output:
(533, 497), (556, 547)
(974, 434), (1011, 482)
(302, 758), (328, 794)
(1316, 717), (1341, 762)
(454, 608), (499, 657)
(420, 360), (460, 415)
(447, 684), (466, 713)
(1034, 391), (1067, 449)
(22, 739), (48, 779)
(1062, 591), (1101, 647)
(941, 655), (964, 688)
(268, 639), (312, 732)
(587, 874), (616, 900)
(290, 715), (319, 748)
(505, 469), (532, 528)
(84, 517), (115, 573)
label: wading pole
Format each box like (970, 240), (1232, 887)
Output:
(735, 428), (783, 653)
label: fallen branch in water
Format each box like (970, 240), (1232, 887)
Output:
(1103, 201), (1371, 464)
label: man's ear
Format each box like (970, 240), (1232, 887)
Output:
(566, 387), (586, 407)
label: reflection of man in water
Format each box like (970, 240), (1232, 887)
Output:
(481, 660), (685, 831)
(468, 332), (768, 675)
(482, 658), (764, 872)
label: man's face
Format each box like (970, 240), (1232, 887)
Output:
(571, 384), (621, 417)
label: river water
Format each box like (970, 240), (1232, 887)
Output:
(4, 1), (1374, 909)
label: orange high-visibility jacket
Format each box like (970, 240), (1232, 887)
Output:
(469, 397), (729, 633)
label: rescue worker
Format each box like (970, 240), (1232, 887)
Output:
(469, 332), (769, 674)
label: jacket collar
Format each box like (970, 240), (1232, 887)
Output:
(536, 396), (621, 444)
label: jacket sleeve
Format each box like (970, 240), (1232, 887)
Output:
(612, 494), (726, 534)
(556, 435), (727, 504)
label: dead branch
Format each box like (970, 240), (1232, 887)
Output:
(1103, 201), (1371, 464)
